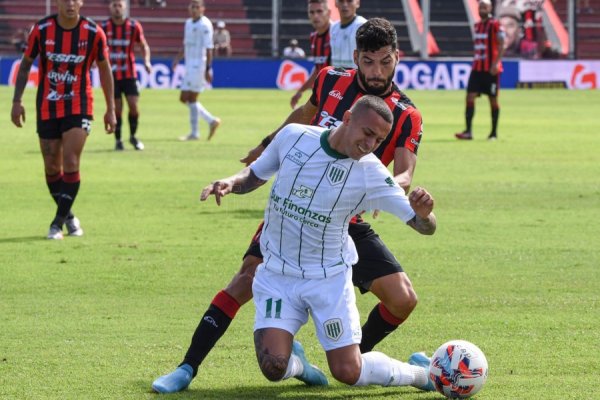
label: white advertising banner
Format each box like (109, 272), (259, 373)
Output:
(519, 61), (599, 89)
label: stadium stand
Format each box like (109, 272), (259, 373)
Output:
(0, 0), (597, 59)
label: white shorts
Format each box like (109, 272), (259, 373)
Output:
(181, 64), (207, 93)
(253, 265), (362, 351)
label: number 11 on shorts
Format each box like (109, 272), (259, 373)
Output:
(265, 298), (282, 319)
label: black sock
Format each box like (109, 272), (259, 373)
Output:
(53, 171), (80, 226)
(466, 103), (475, 133)
(128, 114), (138, 138)
(115, 116), (122, 141)
(491, 107), (500, 136)
(359, 304), (401, 353)
(46, 173), (73, 219)
(181, 304), (233, 376)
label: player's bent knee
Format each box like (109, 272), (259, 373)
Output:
(259, 359), (288, 382)
(330, 362), (361, 385)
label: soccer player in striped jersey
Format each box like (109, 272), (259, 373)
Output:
(102, 0), (151, 151)
(173, 0), (221, 141)
(330, 0), (366, 68)
(10, 0), (116, 240)
(290, 0), (331, 109)
(152, 18), (432, 394)
(199, 96), (436, 390)
(455, 0), (505, 141)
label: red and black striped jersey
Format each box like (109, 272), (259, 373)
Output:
(309, 67), (423, 166)
(472, 18), (504, 73)
(310, 28), (331, 73)
(25, 15), (109, 121)
(101, 18), (146, 80)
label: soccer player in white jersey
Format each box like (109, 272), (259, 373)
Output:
(173, 0), (221, 141)
(199, 96), (437, 391)
(330, 0), (366, 68)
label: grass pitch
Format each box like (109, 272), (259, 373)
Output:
(0, 86), (598, 399)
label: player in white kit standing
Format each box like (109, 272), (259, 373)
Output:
(200, 96), (437, 391)
(330, 0), (366, 68)
(173, 0), (221, 141)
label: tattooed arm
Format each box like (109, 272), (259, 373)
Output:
(406, 187), (437, 235)
(200, 167), (267, 206)
(10, 56), (33, 127)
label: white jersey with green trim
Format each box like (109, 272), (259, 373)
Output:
(250, 123), (416, 279)
(330, 15), (367, 68)
(183, 16), (213, 68)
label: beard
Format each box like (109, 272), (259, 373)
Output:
(357, 69), (393, 96)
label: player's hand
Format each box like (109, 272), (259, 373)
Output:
(144, 62), (152, 74)
(104, 110), (116, 134)
(408, 187), (434, 218)
(11, 102), (25, 128)
(200, 180), (233, 205)
(290, 91), (302, 108)
(240, 145), (264, 166)
(490, 64), (498, 76)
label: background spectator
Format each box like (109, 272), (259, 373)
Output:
(214, 20), (232, 57)
(498, 6), (522, 57)
(11, 28), (29, 53)
(282, 39), (305, 59)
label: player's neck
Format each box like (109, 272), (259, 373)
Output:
(112, 16), (126, 25)
(317, 23), (330, 35)
(57, 15), (80, 30)
(340, 15), (356, 26)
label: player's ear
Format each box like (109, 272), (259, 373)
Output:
(342, 109), (352, 125)
(353, 50), (358, 66)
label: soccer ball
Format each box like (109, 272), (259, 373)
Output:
(429, 340), (488, 398)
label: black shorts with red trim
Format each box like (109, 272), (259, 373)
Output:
(467, 70), (500, 97)
(37, 115), (93, 139)
(114, 78), (140, 98)
(243, 220), (403, 294)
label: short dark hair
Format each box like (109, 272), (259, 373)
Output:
(351, 95), (393, 125)
(308, 0), (328, 4)
(356, 18), (397, 52)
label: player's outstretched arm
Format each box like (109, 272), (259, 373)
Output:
(10, 56), (33, 128)
(406, 187), (436, 235)
(240, 101), (318, 165)
(200, 167), (267, 205)
(97, 58), (116, 133)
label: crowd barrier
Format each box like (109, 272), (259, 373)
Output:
(1, 57), (597, 90)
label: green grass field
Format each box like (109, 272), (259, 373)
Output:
(0, 86), (598, 399)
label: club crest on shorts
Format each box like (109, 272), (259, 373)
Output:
(327, 164), (347, 186)
(324, 318), (343, 341)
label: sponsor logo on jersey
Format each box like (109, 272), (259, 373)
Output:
(45, 39), (55, 46)
(327, 68), (351, 77)
(317, 111), (342, 129)
(109, 39), (131, 46)
(385, 177), (395, 187)
(285, 147), (310, 166)
(47, 89), (75, 101)
(324, 318), (343, 341)
(46, 52), (85, 63)
(292, 185), (314, 199)
(48, 70), (78, 84)
(390, 97), (407, 110)
(328, 90), (343, 100)
(327, 164), (347, 186)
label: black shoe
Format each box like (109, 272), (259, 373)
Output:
(129, 137), (144, 151)
(487, 133), (497, 141)
(115, 141), (124, 151)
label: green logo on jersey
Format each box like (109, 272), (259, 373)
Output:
(327, 165), (347, 186)
(385, 177), (395, 187)
(324, 318), (343, 341)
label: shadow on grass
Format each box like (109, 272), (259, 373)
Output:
(0, 236), (44, 244)
(195, 208), (264, 219)
(134, 380), (440, 399)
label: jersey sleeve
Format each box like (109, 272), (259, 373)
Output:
(94, 25), (109, 62)
(205, 20), (214, 49)
(397, 107), (423, 154)
(24, 23), (40, 60)
(309, 67), (330, 106)
(135, 21), (146, 44)
(250, 126), (290, 181)
(362, 159), (416, 223)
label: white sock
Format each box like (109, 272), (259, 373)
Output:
(196, 101), (216, 124)
(188, 102), (199, 136)
(282, 354), (304, 380)
(353, 351), (426, 387)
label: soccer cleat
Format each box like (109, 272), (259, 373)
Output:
(487, 133), (497, 141)
(208, 118), (221, 141)
(152, 364), (194, 394)
(65, 216), (83, 237)
(455, 131), (473, 140)
(47, 224), (64, 240)
(408, 352), (435, 392)
(115, 140), (124, 151)
(292, 340), (328, 386)
(129, 136), (144, 151)
(179, 134), (199, 141)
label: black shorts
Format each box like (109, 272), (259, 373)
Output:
(243, 220), (403, 294)
(467, 70), (500, 97)
(114, 78), (140, 98)
(37, 115), (93, 139)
